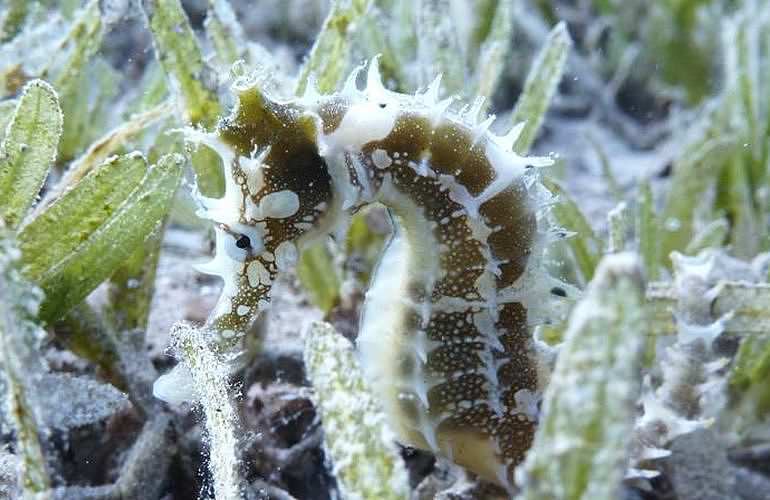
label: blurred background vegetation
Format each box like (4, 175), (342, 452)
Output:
(0, 0), (769, 499)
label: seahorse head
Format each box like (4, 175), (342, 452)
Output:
(187, 81), (334, 341)
(188, 59), (448, 341)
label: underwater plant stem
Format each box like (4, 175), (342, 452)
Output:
(607, 201), (628, 253)
(304, 321), (410, 500)
(0, 239), (51, 495)
(296, 0), (373, 94)
(113, 414), (173, 499)
(172, 324), (242, 500)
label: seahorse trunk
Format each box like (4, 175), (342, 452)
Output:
(347, 112), (542, 486)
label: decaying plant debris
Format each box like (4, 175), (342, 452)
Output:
(0, 0), (769, 499)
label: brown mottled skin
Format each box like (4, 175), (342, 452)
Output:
(208, 89), (334, 338)
(210, 86), (541, 485)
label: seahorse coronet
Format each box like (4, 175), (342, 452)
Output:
(185, 57), (566, 489)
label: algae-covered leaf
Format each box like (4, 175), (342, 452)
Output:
(0, 0), (29, 42)
(367, 0), (418, 90)
(50, 0), (105, 162)
(416, 0), (465, 93)
(723, 155), (761, 259)
(637, 181), (660, 280)
(127, 61), (170, 115)
(0, 236), (51, 494)
(140, 0), (221, 127)
(473, 0), (513, 102)
(19, 153), (184, 322)
(297, 242), (341, 313)
(106, 228), (163, 334)
(519, 253), (646, 500)
(588, 134), (623, 202)
(468, 0), (504, 53)
(155, 323), (242, 499)
(18, 153), (149, 280)
(205, 0), (246, 69)
(296, 0), (373, 94)
(356, 8), (409, 91)
(346, 208), (387, 284)
(724, 14), (760, 175)
(0, 79), (62, 229)
(0, 99), (17, 143)
(607, 201), (628, 253)
(730, 331), (770, 420)
(140, 0), (223, 196)
(542, 177), (600, 283)
(304, 321), (410, 500)
(61, 99), (174, 191)
(49, 0), (103, 94)
(660, 135), (737, 261)
(56, 302), (125, 391)
(684, 218), (729, 255)
(511, 21), (571, 154)
(659, 94), (737, 262)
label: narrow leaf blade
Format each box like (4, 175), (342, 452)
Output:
(543, 177), (600, 283)
(18, 153), (149, 281)
(140, 0), (223, 196)
(473, 0), (513, 101)
(296, 0), (373, 95)
(24, 154), (184, 322)
(304, 321), (410, 500)
(637, 181), (660, 280)
(297, 242), (341, 313)
(0, 236), (51, 493)
(511, 21), (571, 154)
(0, 80), (62, 228)
(140, 0), (221, 127)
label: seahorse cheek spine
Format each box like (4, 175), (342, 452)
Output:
(186, 59), (560, 489)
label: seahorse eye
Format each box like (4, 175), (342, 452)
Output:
(550, 286), (567, 297)
(235, 235), (251, 249)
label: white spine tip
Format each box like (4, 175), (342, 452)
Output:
(301, 74), (322, 103)
(472, 115), (496, 146)
(422, 74), (443, 104)
(366, 54), (386, 95)
(498, 121), (527, 151)
(342, 62), (366, 95)
(527, 154), (555, 168)
(430, 97), (455, 126)
(463, 96), (486, 125)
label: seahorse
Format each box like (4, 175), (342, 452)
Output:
(187, 58), (559, 488)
